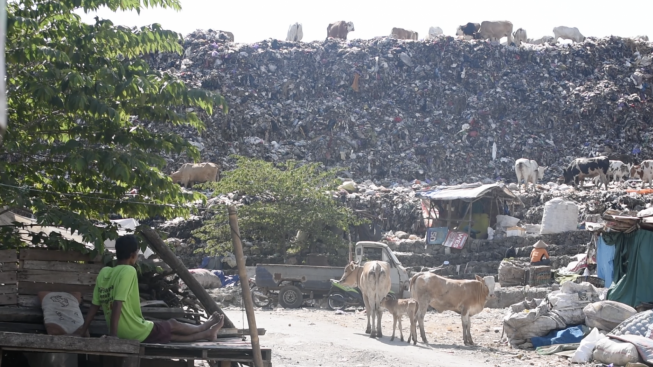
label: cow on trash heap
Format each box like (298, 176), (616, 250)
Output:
(553, 26), (585, 43)
(474, 21), (513, 44)
(410, 273), (495, 345)
(339, 261), (391, 338)
(513, 28), (527, 46)
(286, 23), (303, 42)
(170, 162), (220, 188)
(456, 22), (480, 39)
(630, 160), (653, 188)
(562, 156), (609, 190)
(514, 158), (547, 191)
(391, 27), (418, 40)
(327, 21), (355, 40)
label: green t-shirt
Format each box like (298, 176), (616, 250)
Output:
(92, 265), (153, 342)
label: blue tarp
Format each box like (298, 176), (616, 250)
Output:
(212, 270), (240, 287)
(596, 235), (615, 287)
(531, 325), (586, 348)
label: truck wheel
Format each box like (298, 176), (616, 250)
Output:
(279, 285), (304, 308)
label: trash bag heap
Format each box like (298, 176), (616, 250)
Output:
(147, 32), (653, 184)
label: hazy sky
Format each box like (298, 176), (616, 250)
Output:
(77, 0), (652, 43)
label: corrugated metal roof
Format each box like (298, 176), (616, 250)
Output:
(418, 183), (520, 203)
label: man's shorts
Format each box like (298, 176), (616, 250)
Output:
(143, 320), (172, 344)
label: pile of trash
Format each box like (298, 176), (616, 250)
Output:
(148, 33), (653, 184)
(502, 281), (653, 365)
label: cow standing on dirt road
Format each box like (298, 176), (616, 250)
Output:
(339, 261), (391, 338)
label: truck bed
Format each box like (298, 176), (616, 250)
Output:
(255, 264), (344, 292)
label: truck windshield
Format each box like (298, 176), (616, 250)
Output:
(363, 247), (383, 262)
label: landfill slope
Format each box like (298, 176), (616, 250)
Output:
(148, 32), (652, 183)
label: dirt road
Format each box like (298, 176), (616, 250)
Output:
(223, 308), (568, 367)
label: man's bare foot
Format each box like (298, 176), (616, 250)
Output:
(201, 312), (223, 331)
(206, 315), (225, 342)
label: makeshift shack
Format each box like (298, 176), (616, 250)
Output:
(419, 183), (523, 239)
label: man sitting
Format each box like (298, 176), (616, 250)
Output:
(530, 240), (551, 266)
(75, 235), (224, 343)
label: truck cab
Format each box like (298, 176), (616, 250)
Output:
(354, 241), (411, 297)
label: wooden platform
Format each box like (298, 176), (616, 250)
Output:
(0, 332), (272, 366)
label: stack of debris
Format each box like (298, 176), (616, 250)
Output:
(146, 34), (652, 184)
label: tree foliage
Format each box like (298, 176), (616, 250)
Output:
(0, 0), (226, 255)
(193, 157), (362, 257)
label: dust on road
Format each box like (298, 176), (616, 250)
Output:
(223, 307), (576, 367)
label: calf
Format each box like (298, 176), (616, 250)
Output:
(630, 160), (653, 188)
(286, 23), (303, 42)
(427, 26), (443, 39)
(380, 296), (418, 344)
(513, 28), (527, 46)
(456, 22), (480, 37)
(327, 21), (355, 40)
(562, 156), (609, 190)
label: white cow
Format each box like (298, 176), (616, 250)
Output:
(514, 158), (547, 191)
(286, 23), (303, 42)
(553, 26), (585, 43)
(476, 21), (513, 44)
(513, 28), (527, 46)
(427, 26), (443, 39)
(339, 261), (391, 338)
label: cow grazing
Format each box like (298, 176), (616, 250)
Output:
(286, 23), (303, 42)
(456, 22), (480, 37)
(513, 28), (527, 46)
(391, 27), (418, 40)
(427, 26), (443, 39)
(381, 296), (418, 344)
(607, 160), (631, 182)
(170, 162), (220, 188)
(514, 158), (547, 191)
(562, 156), (609, 190)
(410, 273), (495, 345)
(630, 160), (653, 188)
(475, 21), (513, 44)
(327, 21), (355, 40)
(339, 261), (391, 338)
(553, 26), (585, 43)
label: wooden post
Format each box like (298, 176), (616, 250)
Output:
(139, 226), (235, 329)
(228, 206), (264, 367)
(445, 201), (452, 255)
(348, 232), (353, 263)
(468, 201), (473, 236)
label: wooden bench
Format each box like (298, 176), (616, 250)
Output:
(0, 248), (272, 366)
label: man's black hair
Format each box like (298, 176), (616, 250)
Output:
(116, 235), (139, 260)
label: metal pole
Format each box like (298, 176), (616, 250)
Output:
(348, 231), (352, 262)
(228, 206), (263, 367)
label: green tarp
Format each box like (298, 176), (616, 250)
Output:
(605, 230), (653, 307)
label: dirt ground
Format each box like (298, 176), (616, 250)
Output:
(217, 307), (584, 367)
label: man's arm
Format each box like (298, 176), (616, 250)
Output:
(74, 304), (100, 337)
(109, 300), (123, 337)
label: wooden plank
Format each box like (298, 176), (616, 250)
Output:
(19, 294), (93, 308)
(0, 285), (16, 295)
(21, 260), (103, 273)
(0, 250), (17, 263)
(19, 249), (102, 262)
(0, 294), (17, 306)
(0, 307), (42, 323)
(18, 282), (94, 296)
(0, 331), (139, 354)
(0, 321), (107, 336)
(0, 272), (16, 284)
(0, 263), (17, 272)
(18, 270), (96, 285)
(216, 328), (267, 338)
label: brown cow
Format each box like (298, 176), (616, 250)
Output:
(391, 27), (418, 40)
(410, 273), (495, 345)
(170, 162), (220, 188)
(327, 21), (355, 40)
(381, 296), (418, 344)
(339, 261), (391, 338)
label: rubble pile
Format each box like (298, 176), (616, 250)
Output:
(148, 33), (653, 183)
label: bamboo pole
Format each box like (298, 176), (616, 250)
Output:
(228, 206), (263, 367)
(139, 226), (235, 329)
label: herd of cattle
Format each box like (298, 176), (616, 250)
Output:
(339, 260), (495, 345)
(515, 156), (653, 191)
(280, 20), (649, 45)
